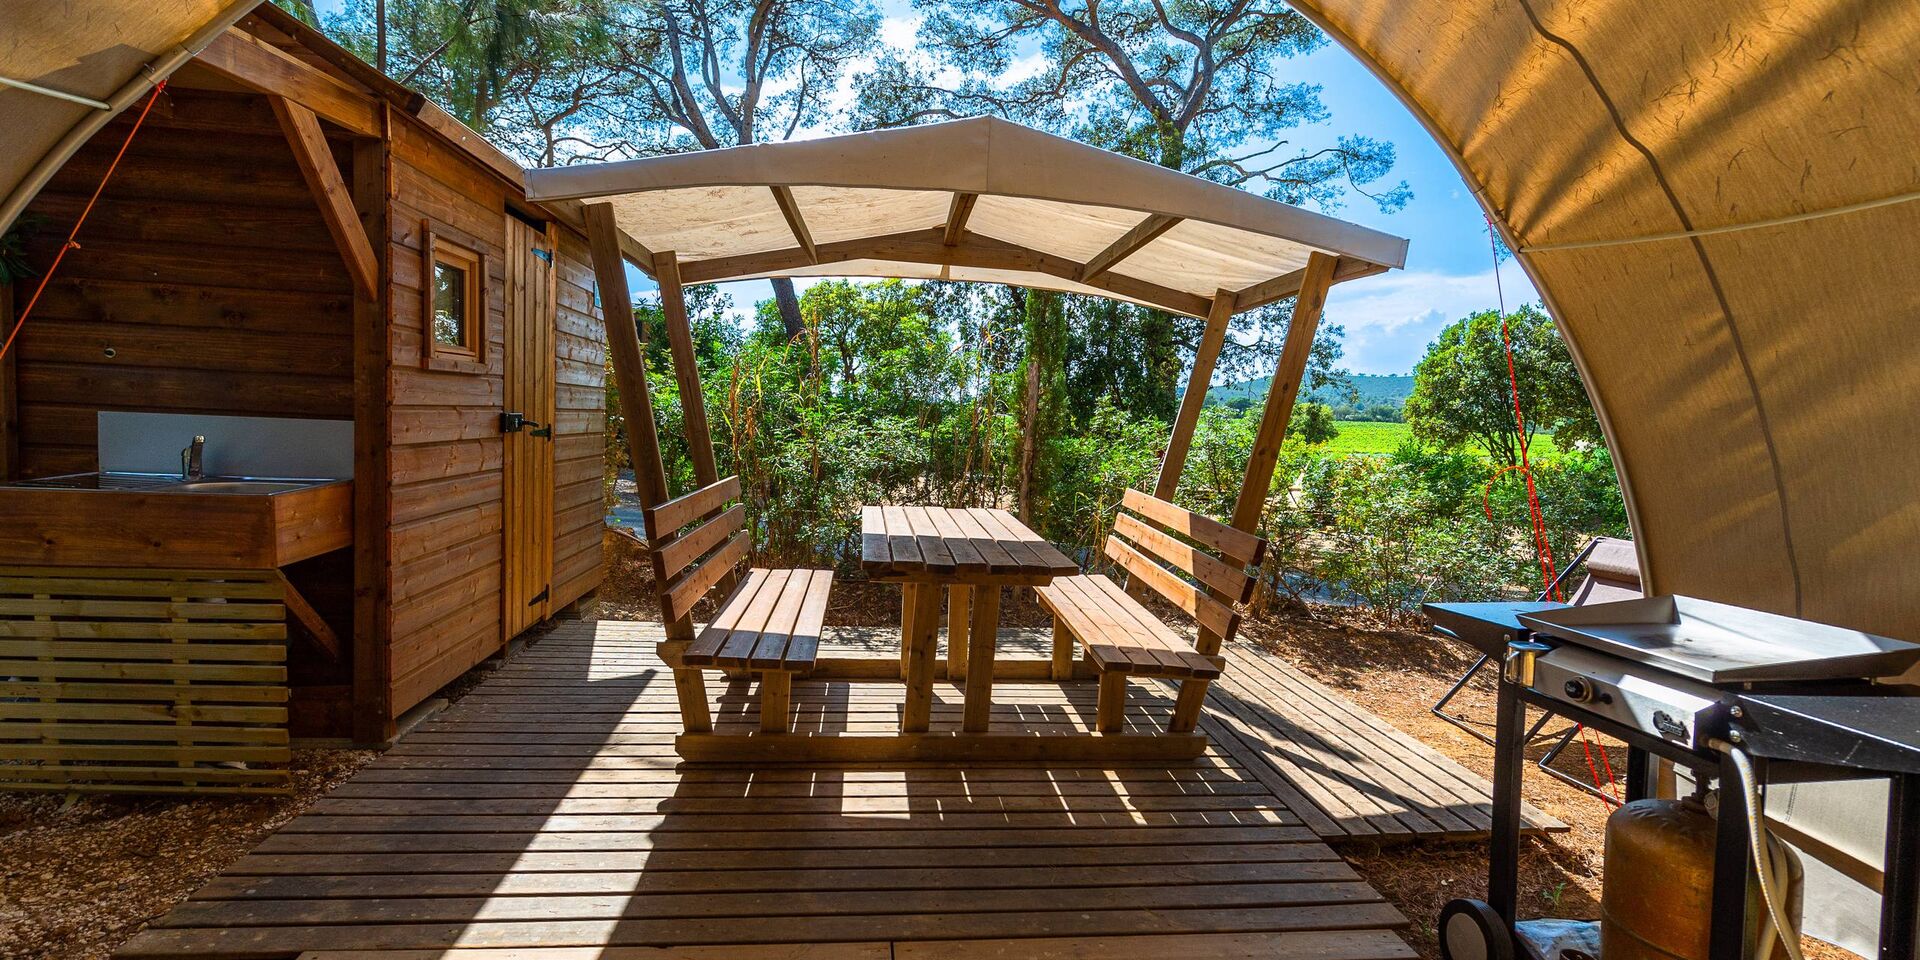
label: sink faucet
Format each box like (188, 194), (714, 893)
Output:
(181, 435), (205, 480)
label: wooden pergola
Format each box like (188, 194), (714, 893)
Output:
(528, 117), (1408, 755)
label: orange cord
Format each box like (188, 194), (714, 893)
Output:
(0, 80), (168, 363)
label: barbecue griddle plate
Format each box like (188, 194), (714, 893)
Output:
(1517, 596), (1920, 684)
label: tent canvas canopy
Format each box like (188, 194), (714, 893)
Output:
(0, 0), (262, 235)
(523, 116), (1409, 318)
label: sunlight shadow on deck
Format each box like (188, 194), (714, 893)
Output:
(118, 620), (1415, 958)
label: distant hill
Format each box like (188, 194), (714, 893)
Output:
(1202, 373), (1415, 413)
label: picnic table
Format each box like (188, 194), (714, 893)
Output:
(860, 506), (1078, 732)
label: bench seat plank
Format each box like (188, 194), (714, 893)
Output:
(683, 569), (834, 672)
(682, 569), (774, 665)
(1036, 574), (1223, 680)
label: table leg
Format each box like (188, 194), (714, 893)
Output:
(898, 584), (916, 681)
(947, 585), (971, 681)
(901, 583), (941, 732)
(963, 585), (1002, 732)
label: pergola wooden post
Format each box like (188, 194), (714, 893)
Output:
(653, 250), (719, 488)
(585, 203), (712, 733)
(1153, 288), (1237, 501)
(1129, 289), (1236, 603)
(1168, 252), (1338, 732)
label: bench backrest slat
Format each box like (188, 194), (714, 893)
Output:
(1103, 536), (1241, 639)
(662, 531), (750, 623)
(653, 504), (746, 583)
(1112, 512), (1256, 604)
(644, 475), (743, 541)
(1120, 488), (1265, 567)
(647, 475), (752, 624)
(1105, 490), (1268, 648)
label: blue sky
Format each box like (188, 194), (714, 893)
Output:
(316, 0), (1537, 374)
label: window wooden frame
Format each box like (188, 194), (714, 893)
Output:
(421, 221), (488, 373)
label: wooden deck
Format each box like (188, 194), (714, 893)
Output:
(121, 620), (1418, 959)
(819, 625), (1564, 842)
(1202, 641), (1564, 841)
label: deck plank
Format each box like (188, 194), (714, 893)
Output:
(120, 620), (1412, 959)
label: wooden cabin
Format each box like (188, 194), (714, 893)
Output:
(0, 6), (624, 748)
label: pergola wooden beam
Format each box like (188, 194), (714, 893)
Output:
(270, 97), (379, 300)
(943, 192), (978, 246)
(676, 227), (1214, 318)
(585, 203), (711, 732)
(768, 186), (818, 263)
(1232, 255), (1386, 313)
(1078, 213), (1180, 283)
(1231, 250), (1340, 534)
(619, 233), (658, 277)
(197, 28), (380, 137)
(583, 204), (670, 513)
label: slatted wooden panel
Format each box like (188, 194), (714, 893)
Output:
(0, 566), (291, 795)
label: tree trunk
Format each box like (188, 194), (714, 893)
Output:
(1018, 345), (1040, 524)
(1140, 308), (1181, 421)
(771, 277), (804, 340)
(1017, 290), (1066, 528)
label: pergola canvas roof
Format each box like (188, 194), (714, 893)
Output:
(524, 117), (1410, 318)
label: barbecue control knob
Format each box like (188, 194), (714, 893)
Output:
(1564, 678), (1595, 703)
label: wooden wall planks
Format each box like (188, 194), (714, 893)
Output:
(8, 89), (354, 478)
(6, 63), (607, 734)
(384, 119), (511, 716)
(381, 115), (605, 719)
(548, 230), (608, 612)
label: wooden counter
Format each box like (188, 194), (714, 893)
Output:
(0, 481), (352, 568)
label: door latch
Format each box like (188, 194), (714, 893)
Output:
(502, 412), (552, 437)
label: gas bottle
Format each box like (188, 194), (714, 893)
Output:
(1602, 797), (1803, 960)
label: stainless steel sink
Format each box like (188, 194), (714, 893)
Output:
(7, 472), (335, 494)
(172, 480), (310, 494)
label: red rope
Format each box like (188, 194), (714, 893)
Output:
(1578, 724), (1623, 805)
(0, 81), (168, 363)
(1486, 219), (1612, 803)
(1485, 216), (1560, 598)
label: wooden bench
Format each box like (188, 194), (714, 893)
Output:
(645, 475), (832, 734)
(1036, 489), (1267, 734)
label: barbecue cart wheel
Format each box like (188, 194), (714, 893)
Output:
(1440, 899), (1514, 960)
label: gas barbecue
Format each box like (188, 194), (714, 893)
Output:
(1422, 595), (1920, 960)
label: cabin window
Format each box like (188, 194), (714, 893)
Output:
(432, 261), (471, 348)
(420, 223), (488, 372)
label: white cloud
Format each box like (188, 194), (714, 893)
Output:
(1323, 260), (1539, 374)
(879, 13), (920, 49)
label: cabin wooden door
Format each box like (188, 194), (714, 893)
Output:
(502, 216), (556, 637)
